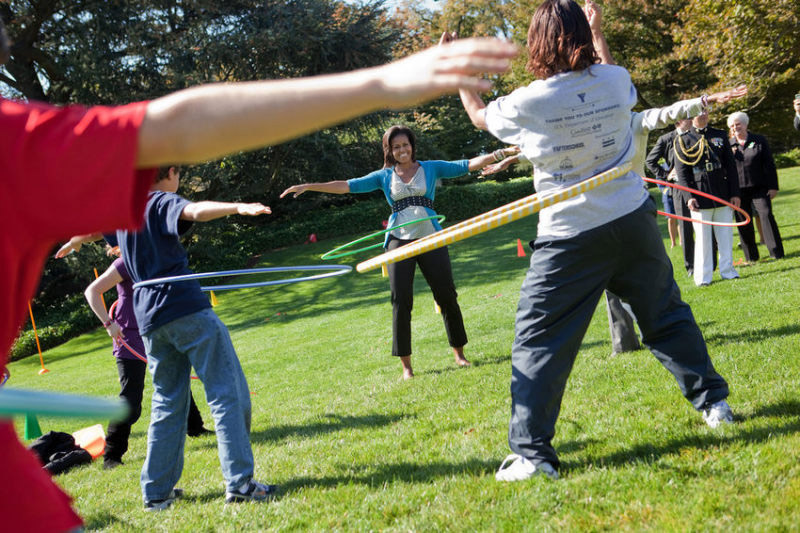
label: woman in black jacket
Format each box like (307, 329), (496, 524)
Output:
(727, 111), (784, 261)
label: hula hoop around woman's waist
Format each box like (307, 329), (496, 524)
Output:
(321, 215), (445, 260)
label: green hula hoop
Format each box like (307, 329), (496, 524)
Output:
(321, 215), (445, 260)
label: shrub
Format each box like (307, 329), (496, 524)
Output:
(774, 148), (800, 169)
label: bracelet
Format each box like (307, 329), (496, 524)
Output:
(700, 94), (711, 110)
(103, 319), (114, 328)
(492, 149), (505, 162)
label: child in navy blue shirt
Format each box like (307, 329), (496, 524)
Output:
(110, 167), (273, 510)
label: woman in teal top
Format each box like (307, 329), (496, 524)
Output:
(282, 125), (516, 379)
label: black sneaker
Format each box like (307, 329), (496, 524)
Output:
(225, 480), (278, 504)
(103, 457), (123, 470)
(144, 488), (184, 512)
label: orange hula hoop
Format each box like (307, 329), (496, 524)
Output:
(642, 177), (751, 227)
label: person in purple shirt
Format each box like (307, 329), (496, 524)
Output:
(67, 245), (212, 469)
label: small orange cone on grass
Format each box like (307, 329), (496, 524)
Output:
(517, 239), (527, 257)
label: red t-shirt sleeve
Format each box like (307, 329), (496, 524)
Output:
(0, 98), (157, 532)
(0, 98), (156, 240)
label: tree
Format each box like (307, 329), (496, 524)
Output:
(675, 0), (800, 150)
(1, 0), (405, 332)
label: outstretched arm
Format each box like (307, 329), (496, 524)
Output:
(84, 265), (124, 341)
(468, 146), (520, 172)
(482, 154), (523, 176)
(584, 0), (614, 65)
(55, 233), (104, 258)
(280, 181), (350, 199)
(137, 38), (518, 167)
(180, 202), (271, 222)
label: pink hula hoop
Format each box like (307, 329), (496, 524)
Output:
(109, 300), (147, 363)
(642, 177), (751, 227)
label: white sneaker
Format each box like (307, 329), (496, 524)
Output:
(495, 454), (559, 481)
(702, 399), (734, 428)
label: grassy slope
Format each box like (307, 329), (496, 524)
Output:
(9, 167), (800, 532)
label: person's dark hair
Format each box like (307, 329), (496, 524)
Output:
(154, 166), (182, 183)
(382, 125), (416, 168)
(0, 19), (10, 66)
(526, 0), (597, 79)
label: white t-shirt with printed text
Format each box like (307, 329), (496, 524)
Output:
(485, 64), (648, 238)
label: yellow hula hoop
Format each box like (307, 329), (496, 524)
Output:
(356, 164), (631, 274)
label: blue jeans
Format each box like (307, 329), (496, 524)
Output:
(140, 309), (254, 502)
(509, 198), (729, 468)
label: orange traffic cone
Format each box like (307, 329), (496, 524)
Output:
(517, 239), (527, 257)
(72, 424), (106, 459)
(210, 290), (219, 307)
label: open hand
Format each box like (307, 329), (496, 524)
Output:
(280, 184), (307, 198)
(55, 240), (80, 258)
(378, 38), (518, 107)
(236, 203), (271, 216)
(106, 322), (123, 341)
(583, 0), (603, 31)
(708, 85), (748, 104)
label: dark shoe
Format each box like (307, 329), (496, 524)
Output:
(687, 268), (694, 277)
(187, 427), (214, 437)
(144, 488), (184, 512)
(103, 457), (124, 470)
(225, 480), (278, 504)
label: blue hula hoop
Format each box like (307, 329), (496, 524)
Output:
(132, 265), (352, 291)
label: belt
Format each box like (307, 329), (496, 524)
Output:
(392, 196), (433, 213)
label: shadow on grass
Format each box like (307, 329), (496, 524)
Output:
(470, 353), (511, 368)
(702, 322), (800, 345)
(249, 412), (409, 444)
(279, 457), (499, 492)
(556, 437), (601, 455)
(748, 398), (800, 418)
(562, 398), (800, 474)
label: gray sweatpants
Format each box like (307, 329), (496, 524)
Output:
(509, 198), (729, 469)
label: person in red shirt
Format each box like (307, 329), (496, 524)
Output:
(0, 20), (517, 532)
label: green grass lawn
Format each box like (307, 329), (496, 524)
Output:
(9, 167), (800, 531)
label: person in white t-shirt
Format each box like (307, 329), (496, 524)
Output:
(457, 0), (734, 482)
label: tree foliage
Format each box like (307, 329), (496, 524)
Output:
(675, 0), (800, 147)
(1, 0), (405, 327)
(402, 0), (800, 150)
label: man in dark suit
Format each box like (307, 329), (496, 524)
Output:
(646, 119), (696, 275)
(672, 110), (741, 286)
